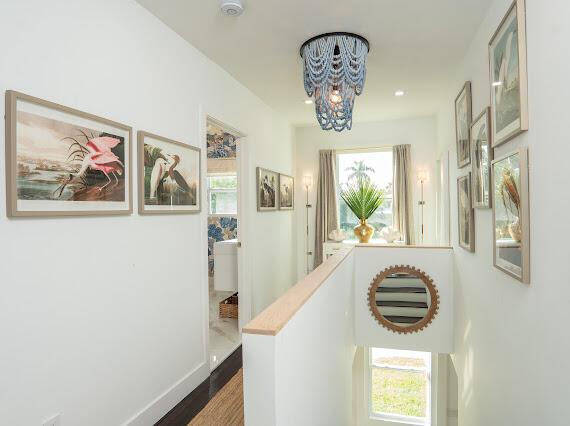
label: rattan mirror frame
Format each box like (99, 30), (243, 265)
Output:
(368, 265), (440, 334)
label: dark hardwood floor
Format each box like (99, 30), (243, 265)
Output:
(155, 346), (242, 426)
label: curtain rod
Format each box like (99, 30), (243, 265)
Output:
(332, 146), (393, 153)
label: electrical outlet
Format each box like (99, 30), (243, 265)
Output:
(42, 414), (60, 426)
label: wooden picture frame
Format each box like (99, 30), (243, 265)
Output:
(278, 173), (294, 210)
(457, 173), (475, 252)
(489, 0), (528, 147)
(368, 265), (440, 335)
(256, 167), (278, 211)
(5, 90), (132, 217)
(137, 131), (201, 214)
(455, 81), (472, 168)
(471, 107), (493, 208)
(491, 148), (530, 283)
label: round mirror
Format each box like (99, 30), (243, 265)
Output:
(368, 265), (439, 334)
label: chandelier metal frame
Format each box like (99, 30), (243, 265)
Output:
(300, 32), (370, 132)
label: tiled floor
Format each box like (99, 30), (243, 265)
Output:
(209, 277), (240, 371)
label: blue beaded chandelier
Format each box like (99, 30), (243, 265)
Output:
(301, 32), (370, 132)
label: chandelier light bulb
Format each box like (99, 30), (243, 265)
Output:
(329, 90), (342, 105)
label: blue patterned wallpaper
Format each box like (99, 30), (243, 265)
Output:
(208, 216), (238, 276)
(207, 122), (237, 159)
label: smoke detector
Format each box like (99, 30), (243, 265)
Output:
(220, 0), (244, 16)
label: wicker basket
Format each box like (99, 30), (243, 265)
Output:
(219, 292), (239, 319)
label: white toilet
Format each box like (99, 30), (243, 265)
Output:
(213, 239), (238, 292)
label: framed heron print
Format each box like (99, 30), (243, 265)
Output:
(455, 81), (472, 168)
(471, 107), (493, 208)
(257, 167), (278, 211)
(278, 173), (294, 210)
(489, 0), (528, 147)
(138, 131), (201, 214)
(492, 148), (529, 283)
(5, 90), (132, 217)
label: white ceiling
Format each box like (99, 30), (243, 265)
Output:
(136, 0), (492, 126)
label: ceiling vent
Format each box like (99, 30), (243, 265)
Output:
(220, 0), (244, 16)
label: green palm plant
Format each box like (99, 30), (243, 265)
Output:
(340, 180), (385, 243)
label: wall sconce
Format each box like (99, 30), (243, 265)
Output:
(303, 174), (313, 274)
(417, 169), (429, 244)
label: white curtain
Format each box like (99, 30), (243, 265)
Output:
(393, 144), (415, 245)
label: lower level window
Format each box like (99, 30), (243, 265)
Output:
(369, 348), (431, 425)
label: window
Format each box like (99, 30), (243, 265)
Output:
(208, 175), (237, 215)
(369, 348), (431, 425)
(337, 150), (393, 240)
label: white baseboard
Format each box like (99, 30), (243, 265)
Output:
(122, 361), (210, 426)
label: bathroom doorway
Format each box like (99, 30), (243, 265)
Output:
(206, 117), (246, 371)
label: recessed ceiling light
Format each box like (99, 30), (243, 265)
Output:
(395, 90), (405, 97)
(304, 99), (313, 105)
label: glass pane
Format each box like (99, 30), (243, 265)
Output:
(337, 151), (393, 240)
(209, 175), (237, 189)
(371, 367), (427, 418)
(210, 191), (237, 215)
(371, 348), (428, 369)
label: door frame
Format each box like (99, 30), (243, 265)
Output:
(201, 111), (252, 371)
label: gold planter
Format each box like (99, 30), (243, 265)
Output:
(354, 219), (374, 243)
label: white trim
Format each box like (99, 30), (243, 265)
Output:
(121, 361), (209, 426)
(335, 146), (393, 154)
(236, 132), (253, 330)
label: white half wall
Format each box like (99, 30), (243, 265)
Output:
(295, 117), (439, 280)
(440, 0), (570, 424)
(243, 250), (355, 426)
(354, 247), (454, 354)
(0, 1), (295, 425)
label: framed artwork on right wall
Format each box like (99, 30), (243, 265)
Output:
(455, 81), (472, 168)
(471, 107), (493, 208)
(492, 148), (530, 283)
(457, 173), (475, 252)
(489, 0), (528, 147)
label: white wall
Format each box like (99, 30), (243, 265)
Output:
(353, 247), (454, 354)
(0, 1), (295, 425)
(243, 250), (355, 426)
(295, 117), (439, 279)
(442, 0), (570, 424)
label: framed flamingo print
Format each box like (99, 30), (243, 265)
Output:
(137, 131), (201, 214)
(5, 90), (132, 217)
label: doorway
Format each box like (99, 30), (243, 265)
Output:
(206, 117), (246, 371)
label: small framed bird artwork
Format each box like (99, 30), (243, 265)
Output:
(138, 131), (201, 214)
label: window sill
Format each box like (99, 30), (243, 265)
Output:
(369, 414), (427, 426)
